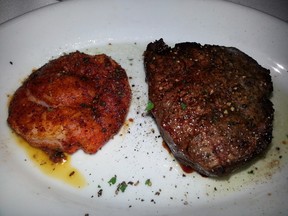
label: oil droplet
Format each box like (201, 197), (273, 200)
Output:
(12, 133), (86, 188)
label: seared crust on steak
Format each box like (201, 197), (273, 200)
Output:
(144, 39), (274, 177)
(8, 51), (131, 162)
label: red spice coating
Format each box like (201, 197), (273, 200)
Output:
(8, 51), (131, 162)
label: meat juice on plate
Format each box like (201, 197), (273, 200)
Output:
(12, 132), (86, 188)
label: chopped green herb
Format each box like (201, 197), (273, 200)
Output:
(145, 179), (152, 187)
(180, 102), (187, 110)
(108, 175), (117, 186)
(146, 101), (154, 111)
(116, 181), (128, 194)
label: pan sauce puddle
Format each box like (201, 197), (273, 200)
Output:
(12, 133), (86, 188)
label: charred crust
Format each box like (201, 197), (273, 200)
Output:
(144, 39), (274, 177)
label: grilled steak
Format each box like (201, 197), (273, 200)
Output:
(8, 51), (131, 162)
(144, 39), (274, 177)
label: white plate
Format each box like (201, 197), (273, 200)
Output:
(0, 0), (288, 215)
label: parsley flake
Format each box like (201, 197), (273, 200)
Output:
(116, 181), (128, 194)
(145, 179), (152, 187)
(180, 102), (187, 110)
(108, 175), (117, 186)
(146, 101), (154, 111)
